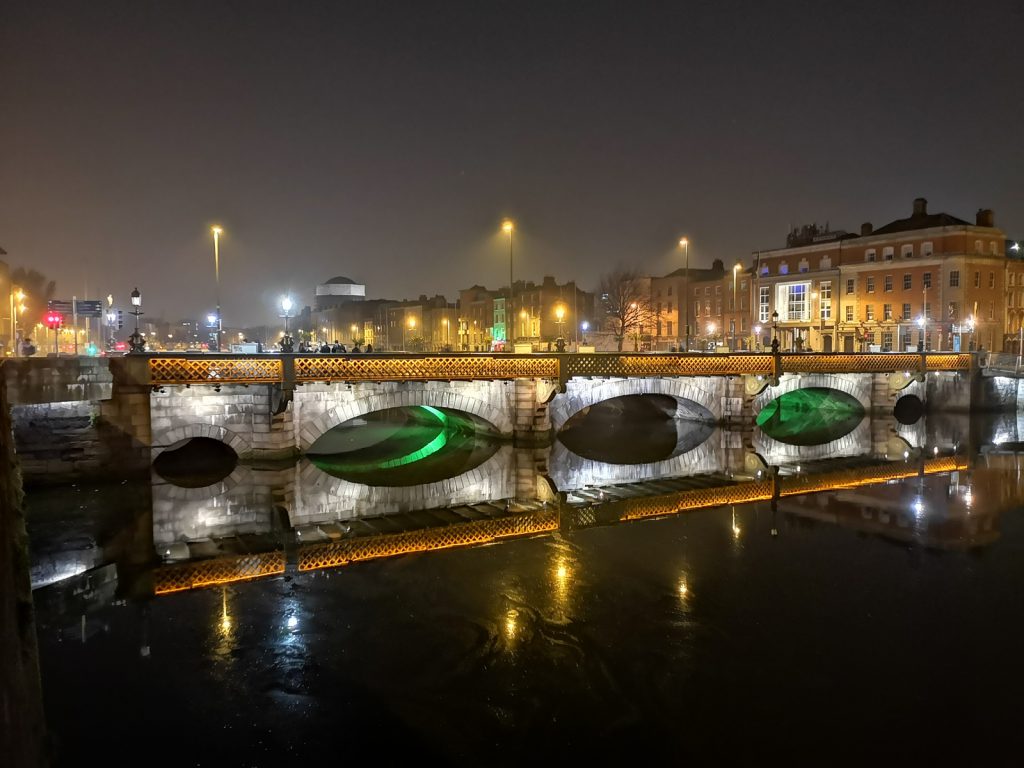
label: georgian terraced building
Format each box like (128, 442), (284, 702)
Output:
(752, 198), (1014, 352)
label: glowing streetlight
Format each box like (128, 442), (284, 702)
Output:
(502, 219), (515, 341)
(128, 287), (145, 352)
(732, 262), (742, 350)
(279, 295), (294, 336)
(679, 237), (690, 351)
(211, 225), (224, 351)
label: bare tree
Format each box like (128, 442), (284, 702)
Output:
(599, 266), (657, 351)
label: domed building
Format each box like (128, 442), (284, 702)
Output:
(315, 275), (366, 311)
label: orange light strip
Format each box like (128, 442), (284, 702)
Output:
(298, 510), (559, 571)
(154, 552), (286, 595)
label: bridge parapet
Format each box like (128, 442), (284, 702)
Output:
(142, 351), (971, 388)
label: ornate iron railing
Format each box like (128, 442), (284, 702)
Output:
(562, 353), (774, 379)
(149, 356), (283, 385)
(144, 351), (970, 386)
(294, 354), (559, 383)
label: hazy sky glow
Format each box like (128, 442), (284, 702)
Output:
(2, 0), (1022, 326)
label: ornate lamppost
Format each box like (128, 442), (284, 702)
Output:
(128, 287), (146, 353)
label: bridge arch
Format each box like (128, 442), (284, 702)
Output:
(549, 376), (722, 431)
(150, 423), (252, 460)
(752, 372), (872, 417)
(296, 381), (514, 452)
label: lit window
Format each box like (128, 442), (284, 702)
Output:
(845, 305), (854, 322)
(866, 305), (875, 321)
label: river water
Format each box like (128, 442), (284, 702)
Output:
(23, 399), (1024, 764)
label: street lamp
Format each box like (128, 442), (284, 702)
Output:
(502, 219), (515, 338)
(707, 322), (716, 350)
(405, 315), (416, 351)
(280, 295), (294, 335)
(771, 310), (779, 352)
(128, 287), (145, 353)
(965, 315), (976, 351)
(554, 303), (567, 352)
(630, 301), (640, 351)
(581, 320), (589, 346)
(753, 324), (762, 352)
(679, 237), (689, 351)
(211, 225), (223, 351)
(732, 262), (742, 350)
(519, 308), (528, 342)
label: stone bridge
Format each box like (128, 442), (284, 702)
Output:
(1, 351), (990, 481)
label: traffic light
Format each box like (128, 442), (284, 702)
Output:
(117, 309), (124, 329)
(45, 311), (63, 329)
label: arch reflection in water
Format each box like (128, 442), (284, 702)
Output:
(153, 437), (238, 487)
(557, 394), (715, 464)
(756, 388), (865, 446)
(308, 405), (501, 487)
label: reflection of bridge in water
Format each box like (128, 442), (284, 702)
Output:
(151, 453), (982, 595)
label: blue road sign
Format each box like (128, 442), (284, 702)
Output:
(74, 300), (103, 318)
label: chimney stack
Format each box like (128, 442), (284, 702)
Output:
(913, 197), (928, 217)
(976, 209), (995, 228)
(860, 222), (873, 236)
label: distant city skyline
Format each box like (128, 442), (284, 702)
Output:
(2, 0), (1022, 326)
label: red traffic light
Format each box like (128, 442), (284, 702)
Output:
(45, 311), (63, 329)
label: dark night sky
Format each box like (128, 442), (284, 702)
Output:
(2, 0), (1022, 326)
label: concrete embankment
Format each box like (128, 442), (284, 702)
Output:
(0, 363), (48, 766)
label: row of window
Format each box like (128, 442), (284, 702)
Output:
(758, 240), (1004, 276)
(843, 302), (997, 323)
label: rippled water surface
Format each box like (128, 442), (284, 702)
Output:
(24, 407), (1024, 764)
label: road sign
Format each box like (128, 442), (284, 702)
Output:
(47, 299), (74, 314)
(74, 299), (103, 318)
(117, 310), (124, 329)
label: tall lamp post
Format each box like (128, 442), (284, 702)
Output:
(732, 262), (742, 351)
(211, 225), (223, 352)
(771, 310), (779, 352)
(442, 317), (450, 349)
(405, 316), (416, 351)
(10, 288), (25, 355)
(128, 287), (145, 353)
(502, 219), (515, 341)
(581, 320), (589, 347)
(679, 237), (689, 351)
(554, 303), (566, 352)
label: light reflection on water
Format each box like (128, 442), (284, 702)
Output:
(24, 410), (1024, 762)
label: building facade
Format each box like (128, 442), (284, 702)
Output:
(753, 198), (1009, 352)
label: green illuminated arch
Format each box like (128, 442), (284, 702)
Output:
(756, 388), (864, 446)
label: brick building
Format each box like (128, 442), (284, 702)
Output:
(753, 198), (1009, 352)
